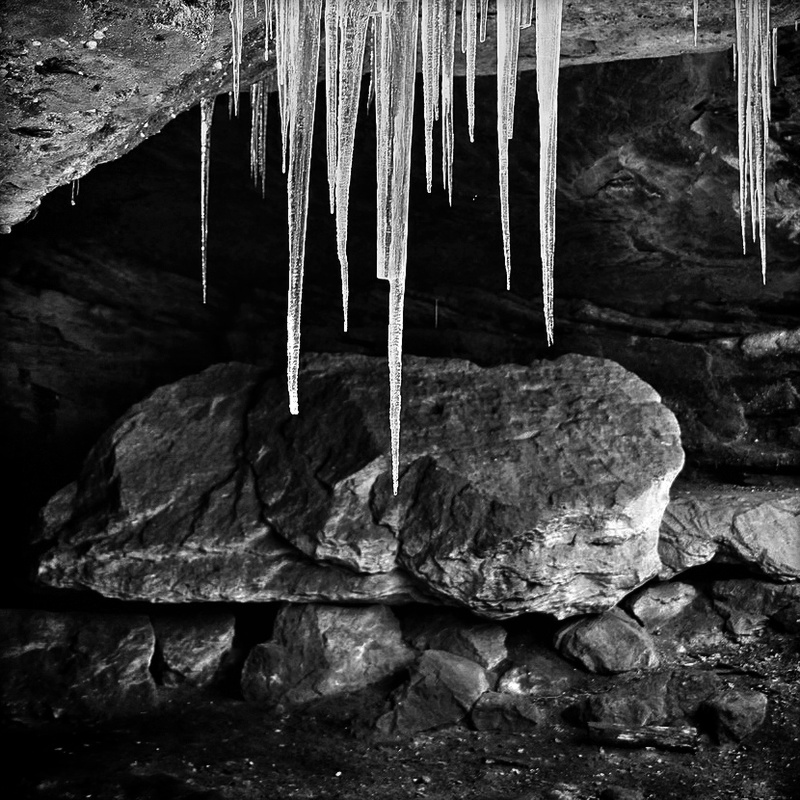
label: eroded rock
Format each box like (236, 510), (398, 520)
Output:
(627, 582), (700, 632)
(701, 688), (769, 743)
(470, 692), (544, 732)
(35, 353), (683, 620)
(555, 608), (660, 674)
(152, 612), (235, 686)
(375, 650), (491, 735)
(240, 604), (414, 708)
(402, 609), (507, 669)
(0, 609), (155, 719)
(660, 488), (800, 580)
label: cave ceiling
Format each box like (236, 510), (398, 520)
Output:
(2, 0), (800, 230)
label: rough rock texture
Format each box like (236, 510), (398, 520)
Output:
(34, 353), (682, 619)
(627, 582), (700, 631)
(660, 488), (800, 580)
(555, 609), (660, 675)
(375, 650), (491, 736)
(402, 610), (507, 669)
(496, 664), (572, 699)
(0, 609), (156, 719)
(710, 579), (800, 638)
(470, 692), (544, 732)
(580, 670), (720, 728)
(3, 1), (798, 230)
(152, 612), (235, 686)
(240, 604), (414, 708)
(701, 689), (769, 743)
(33, 362), (431, 606)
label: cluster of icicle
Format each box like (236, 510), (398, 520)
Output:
(734, 0), (772, 282)
(198, 0), (775, 494)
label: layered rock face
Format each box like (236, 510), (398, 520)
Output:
(35, 352), (684, 619)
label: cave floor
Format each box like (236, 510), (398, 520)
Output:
(5, 634), (799, 800)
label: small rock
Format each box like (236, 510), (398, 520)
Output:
(84, 40), (98, 49)
(628, 582), (699, 631)
(241, 604), (414, 707)
(403, 609), (507, 669)
(701, 688), (768, 743)
(375, 650), (490, 735)
(152, 612), (235, 686)
(471, 691), (543, 731)
(555, 608), (659, 674)
(93, 30), (105, 40)
(711, 579), (800, 637)
(497, 663), (571, 697)
(581, 673), (669, 726)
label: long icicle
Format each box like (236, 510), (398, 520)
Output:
(200, 97), (214, 304)
(375, 0), (420, 493)
(421, 0), (443, 194)
(537, 0), (564, 345)
(249, 81), (269, 197)
(440, 0), (457, 203)
(734, 0), (771, 283)
(229, 0), (246, 116)
(324, 0), (339, 214)
(274, 2), (291, 173)
(282, 0), (324, 415)
(462, 0), (478, 142)
(496, 0), (522, 290)
(334, 0), (374, 333)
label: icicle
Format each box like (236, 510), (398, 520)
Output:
(374, 0), (420, 493)
(496, 0), (522, 290)
(421, 1), (443, 194)
(334, 0), (374, 333)
(273, 1), (291, 173)
(461, 0), (478, 142)
(264, 0), (273, 59)
(479, 0), (488, 43)
(734, 0), (771, 283)
(693, 0), (699, 46)
(537, 0), (564, 345)
(325, 0), (339, 214)
(249, 80), (269, 197)
(200, 97), (214, 305)
(70, 177), (80, 207)
(772, 26), (778, 86)
(440, 0), (457, 203)
(374, 4), (390, 281)
(366, 20), (376, 113)
(521, 0), (534, 29)
(281, 0), (324, 415)
(229, 0), (245, 116)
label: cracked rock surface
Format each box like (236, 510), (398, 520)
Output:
(35, 352), (683, 619)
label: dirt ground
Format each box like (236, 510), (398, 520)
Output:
(5, 631), (799, 800)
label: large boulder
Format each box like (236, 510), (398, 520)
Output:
(0, 610), (156, 719)
(660, 488), (800, 580)
(240, 604), (414, 708)
(35, 353), (683, 620)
